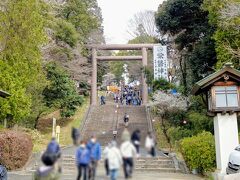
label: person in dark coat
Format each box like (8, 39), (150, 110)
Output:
(76, 141), (91, 180)
(131, 129), (141, 157)
(46, 137), (61, 155)
(100, 95), (105, 105)
(42, 137), (61, 166)
(72, 127), (80, 146)
(123, 113), (129, 127)
(35, 138), (61, 180)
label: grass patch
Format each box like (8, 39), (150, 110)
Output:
(58, 98), (89, 146)
(153, 119), (170, 151)
(32, 98), (90, 152)
(153, 118), (186, 160)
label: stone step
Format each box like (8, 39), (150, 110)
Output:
(61, 156), (175, 171)
(61, 167), (178, 174)
(135, 164), (175, 168)
(62, 159), (173, 165)
(62, 163), (175, 170)
(82, 105), (148, 146)
(62, 156), (171, 161)
(134, 167), (178, 173)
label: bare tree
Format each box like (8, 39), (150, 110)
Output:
(218, 1), (240, 59)
(220, 1), (240, 30)
(150, 91), (188, 151)
(127, 10), (159, 39)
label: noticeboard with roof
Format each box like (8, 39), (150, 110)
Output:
(191, 63), (240, 113)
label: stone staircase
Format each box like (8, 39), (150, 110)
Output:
(73, 104), (181, 175)
(81, 105), (148, 146)
(60, 155), (180, 174)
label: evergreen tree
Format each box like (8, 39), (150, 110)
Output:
(43, 63), (84, 118)
(155, 0), (217, 94)
(0, 0), (46, 124)
(203, 0), (240, 69)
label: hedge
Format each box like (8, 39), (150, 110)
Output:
(0, 130), (33, 170)
(180, 131), (216, 173)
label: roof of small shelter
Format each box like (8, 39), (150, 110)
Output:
(191, 63), (240, 95)
(0, 90), (11, 98)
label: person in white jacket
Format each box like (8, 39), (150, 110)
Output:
(120, 138), (137, 179)
(103, 143), (111, 176)
(145, 132), (156, 157)
(107, 141), (122, 180)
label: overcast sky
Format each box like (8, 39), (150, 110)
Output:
(97, 0), (164, 44)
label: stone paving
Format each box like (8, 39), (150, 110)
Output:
(8, 171), (204, 180)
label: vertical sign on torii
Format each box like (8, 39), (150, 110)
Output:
(153, 45), (168, 80)
(88, 44), (156, 106)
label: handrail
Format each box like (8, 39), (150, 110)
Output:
(113, 104), (120, 139)
(145, 105), (154, 133)
(80, 105), (92, 134)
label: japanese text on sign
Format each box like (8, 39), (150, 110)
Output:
(153, 45), (168, 80)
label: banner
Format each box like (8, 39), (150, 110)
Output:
(153, 45), (168, 80)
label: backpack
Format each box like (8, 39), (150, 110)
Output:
(41, 152), (57, 166)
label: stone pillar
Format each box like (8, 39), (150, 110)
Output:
(214, 113), (239, 174)
(91, 48), (97, 105)
(142, 47), (148, 105)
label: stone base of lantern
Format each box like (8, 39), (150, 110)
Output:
(214, 113), (239, 174)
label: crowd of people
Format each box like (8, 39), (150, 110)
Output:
(113, 86), (142, 106)
(100, 85), (142, 106)
(34, 118), (156, 180)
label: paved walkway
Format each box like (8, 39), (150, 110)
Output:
(8, 169), (204, 180)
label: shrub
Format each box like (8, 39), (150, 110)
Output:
(166, 109), (187, 127)
(153, 78), (175, 92)
(167, 126), (193, 144)
(187, 111), (214, 134)
(180, 131), (216, 174)
(0, 130), (33, 170)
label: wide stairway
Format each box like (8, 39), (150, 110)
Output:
(58, 104), (194, 179)
(60, 104), (182, 176)
(81, 105), (148, 146)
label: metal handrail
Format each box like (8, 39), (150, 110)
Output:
(146, 105), (154, 133)
(80, 105), (92, 134)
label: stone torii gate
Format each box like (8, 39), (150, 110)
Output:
(88, 44), (155, 105)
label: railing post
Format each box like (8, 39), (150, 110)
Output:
(142, 47), (148, 105)
(91, 48), (97, 105)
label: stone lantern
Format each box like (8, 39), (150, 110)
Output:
(192, 63), (240, 175)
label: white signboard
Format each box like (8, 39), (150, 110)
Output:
(153, 45), (168, 80)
